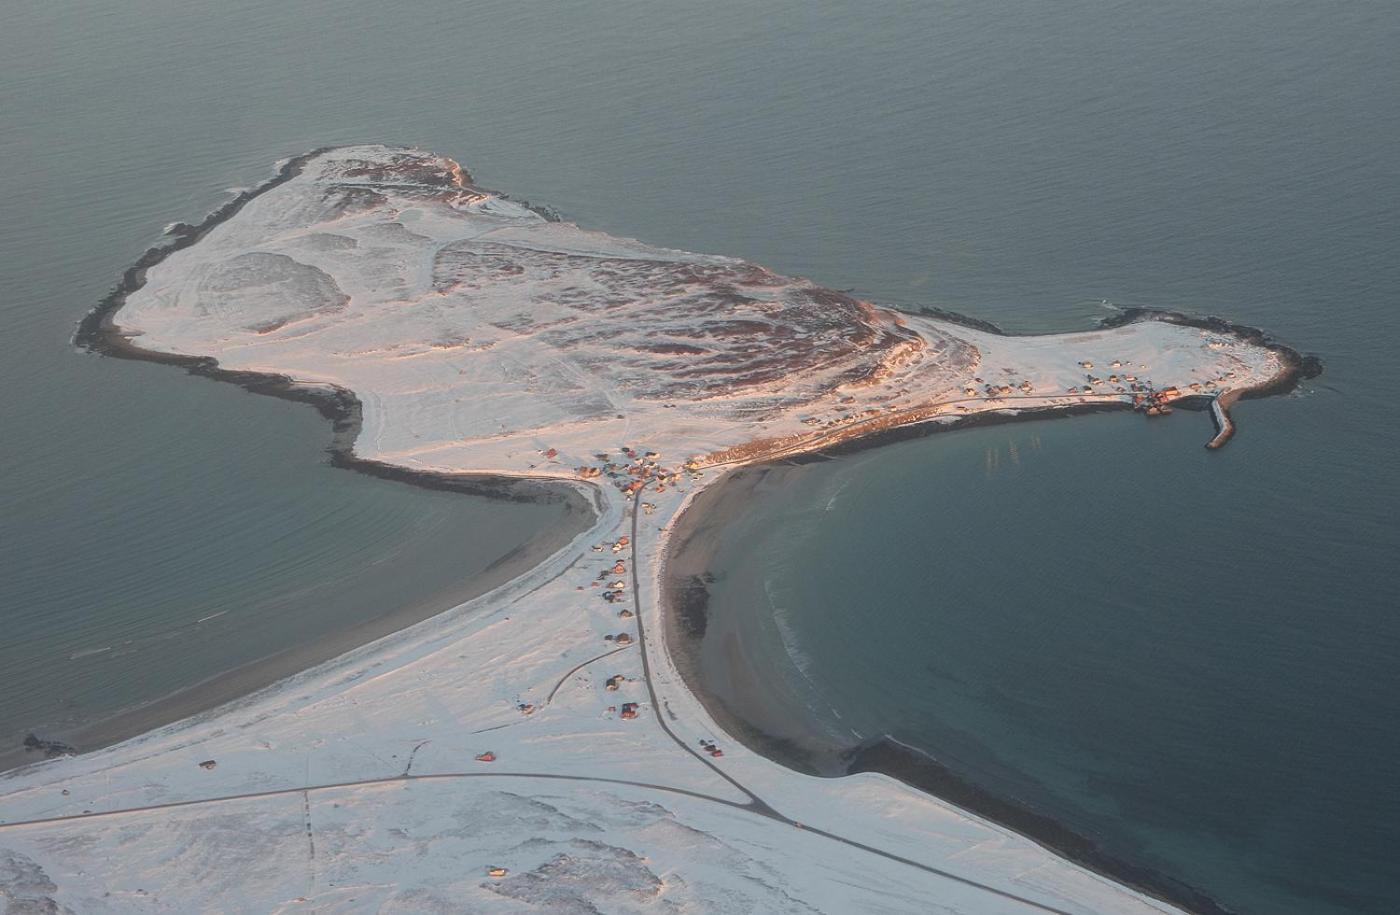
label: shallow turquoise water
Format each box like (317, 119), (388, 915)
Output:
(3, 1), (1396, 910)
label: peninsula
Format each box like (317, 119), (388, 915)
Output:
(2, 146), (1309, 913)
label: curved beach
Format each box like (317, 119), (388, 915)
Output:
(656, 305), (1317, 914)
(12, 151), (600, 775)
(662, 454), (1211, 914)
(0, 146), (1310, 913)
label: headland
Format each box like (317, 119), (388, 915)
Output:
(0, 146), (1316, 913)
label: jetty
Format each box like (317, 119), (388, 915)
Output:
(1205, 392), (1237, 450)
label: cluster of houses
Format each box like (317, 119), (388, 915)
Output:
(469, 426), (754, 875)
(1135, 386), (1181, 416)
(963, 376), (1038, 398)
(943, 357), (1236, 418)
(572, 445), (692, 495)
(1061, 359), (1145, 397)
(587, 538), (632, 605)
(799, 401), (901, 430)
(591, 536), (629, 555)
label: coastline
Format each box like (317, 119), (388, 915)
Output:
(654, 335), (1318, 915)
(74, 148), (586, 506)
(26, 145), (1317, 910)
(660, 464), (848, 777)
(661, 444), (1244, 915)
(915, 301), (1324, 396)
(31, 152), (600, 772)
(914, 302), (1323, 419)
(0, 489), (595, 776)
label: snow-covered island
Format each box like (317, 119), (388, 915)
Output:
(2, 146), (1304, 912)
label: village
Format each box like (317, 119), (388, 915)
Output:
(405, 325), (1263, 840)
(467, 442), (725, 810)
(959, 354), (1237, 418)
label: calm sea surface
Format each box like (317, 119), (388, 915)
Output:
(4, 1), (1396, 911)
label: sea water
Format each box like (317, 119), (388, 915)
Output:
(3, 1), (1396, 910)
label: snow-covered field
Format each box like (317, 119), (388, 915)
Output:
(0, 146), (1289, 912)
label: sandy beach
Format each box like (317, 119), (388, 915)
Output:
(0, 146), (1311, 912)
(660, 455), (1236, 915)
(0, 486), (595, 776)
(661, 463), (858, 775)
